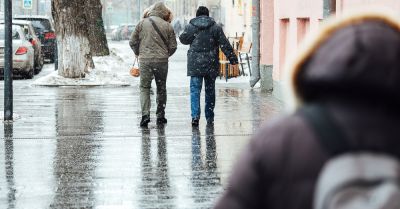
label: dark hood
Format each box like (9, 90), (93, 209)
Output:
(190, 16), (216, 30)
(287, 12), (400, 109)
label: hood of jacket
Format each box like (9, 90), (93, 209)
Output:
(190, 16), (216, 30)
(148, 2), (170, 20)
(286, 10), (400, 110)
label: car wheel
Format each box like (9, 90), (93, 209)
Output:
(35, 55), (44, 74)
(25, 68), (34, 79)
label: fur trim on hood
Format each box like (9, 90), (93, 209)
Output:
(146, 2), (173, 23)
(285, 9), (400, 111)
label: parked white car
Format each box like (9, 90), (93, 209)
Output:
(12, 20), (44, 74)
(0, 25), (35, 79)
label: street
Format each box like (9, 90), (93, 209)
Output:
(0, 41), (282, 209)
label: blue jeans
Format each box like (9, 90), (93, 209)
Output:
(190, 76), (216, 122)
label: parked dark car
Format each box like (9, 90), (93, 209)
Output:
(14, 15), (57, 63)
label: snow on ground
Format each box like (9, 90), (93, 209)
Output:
(0, 113), (22, 122)
(33, 41), (137, 87)
(32, 40), (255, 88)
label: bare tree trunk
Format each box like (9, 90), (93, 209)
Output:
(52, 0), (92, 78)
(85, 0), (110, 56)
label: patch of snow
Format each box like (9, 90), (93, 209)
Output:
(33, 46), (137, 87)
(216, 75), (250, 84)
(0, 113), (22, 122)
(31, 40), (256, 88)
(216, 75), (261, 89)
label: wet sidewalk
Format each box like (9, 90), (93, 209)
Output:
(0, 42), (283, 209)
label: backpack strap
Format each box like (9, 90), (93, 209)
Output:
(301, 104), (351, 156)
(149, 17), (169, 48)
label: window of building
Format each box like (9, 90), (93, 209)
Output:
(279, 18), (290, 71)
(297, 18), (310, 45)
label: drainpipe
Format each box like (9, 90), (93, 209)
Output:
(323, 0), (336, 18)
(250, 0), (260, 88)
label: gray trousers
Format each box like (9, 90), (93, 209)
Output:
(140, 62), (168, 118)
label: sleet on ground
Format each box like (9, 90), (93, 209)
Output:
(0, 41), (282, 209)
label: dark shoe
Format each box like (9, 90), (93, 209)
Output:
(157, 117), (168, 125)
(192, 118), (199, 127)
(140, 115), (150, 127)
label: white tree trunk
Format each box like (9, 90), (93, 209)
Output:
(57, 35), (91, 78)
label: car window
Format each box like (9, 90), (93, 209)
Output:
(31, 20), (52, 32)
(15, 18), (52, 32)
(12, 24), (32, 38)
(13, 31), (20, 40)
(22, 26), (30, 36)
(0, 27), (21, 40)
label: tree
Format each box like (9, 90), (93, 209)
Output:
(86, 0), (110, 56)
(52, 0), (109, 78)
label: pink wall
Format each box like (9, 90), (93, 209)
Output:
(272, 0), (323, 81)
(259, 0), (400, 94)
(337, 0), (400, 15)
(260, 0), (323, 81)
(260, 0), (274, 65)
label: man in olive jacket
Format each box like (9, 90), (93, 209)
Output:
(130, 2), (177, 127)
(179, 6), (238, 126)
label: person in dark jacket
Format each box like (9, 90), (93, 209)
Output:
(214, 10), (400, 209)
(179, 6), (238, 126)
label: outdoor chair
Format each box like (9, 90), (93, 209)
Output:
(237, 36), (252, 77)
(219, 49), (240, 82)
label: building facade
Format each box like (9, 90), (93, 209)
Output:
(336, 0), (400, 14)
(259, 0), (400, 99)
(0, 0), (51, 16)
(165, 0), (199, 27)
(220, 0), (252, 41)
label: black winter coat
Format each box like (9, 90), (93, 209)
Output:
(179, 16), (238, 77)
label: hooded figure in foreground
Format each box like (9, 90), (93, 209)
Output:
(214, 10), (400, 209)
(179, 6), (238, 126)
(130, 2), (177, 127)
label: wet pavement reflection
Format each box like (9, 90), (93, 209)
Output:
(139, 127), (175, 209)
(0, 85), (281, 209)
(191, 126), (221, 206)
(51, 89), (104, 208)
(4, 123), (15, 209)
(0, 46), (282, 208)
